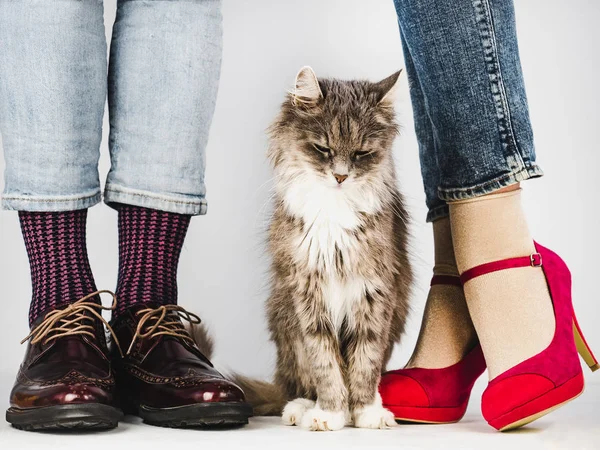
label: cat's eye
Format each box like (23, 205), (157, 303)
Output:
(354, 150), (372, 159)
(313, 144), (331, 155)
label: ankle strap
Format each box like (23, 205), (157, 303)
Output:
(460, 253), (542, 285)
(431, 275), (462, 287)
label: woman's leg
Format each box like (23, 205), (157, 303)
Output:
(393, 0), (552, 379)
(105, 0), (251, 427)
(391, 0), (584, 431)
(398, 28), (477, 369)
(405, 217), (477, 369)
(379, 26), (482, 424)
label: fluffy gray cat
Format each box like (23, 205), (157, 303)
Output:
(197, 67), (413, 431)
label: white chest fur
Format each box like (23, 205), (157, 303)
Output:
(287, 176), (363, 272)
(282, 174), (379, 330)
(321, 275), (367, 330)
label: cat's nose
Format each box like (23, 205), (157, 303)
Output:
(334, 173), (348, 184)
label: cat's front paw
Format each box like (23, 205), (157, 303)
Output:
(353, 405), (397, 429)
(300, 406), (346, 431)
(282, 398), (315, 426)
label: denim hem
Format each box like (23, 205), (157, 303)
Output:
(437, 164), (543, 202)
(104, 184), (207, 216)
(1, 191), (102, 212)
(426, 204), (449, 223)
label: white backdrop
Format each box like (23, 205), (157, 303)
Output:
(0, 0), (598, 401)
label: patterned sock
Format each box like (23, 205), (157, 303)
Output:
(20, 210), (98, 326)
(114, 205), (191, 317)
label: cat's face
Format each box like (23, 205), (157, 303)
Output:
(269, 67), (401, 214)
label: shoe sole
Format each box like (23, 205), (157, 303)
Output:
(489, 371), (584, 431)
(6, 403), (123, 431)
(136, 402), (253, 428)
(385, 401), (468, 425)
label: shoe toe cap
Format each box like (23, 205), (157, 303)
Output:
(188, 379), (247, 404)
(379, 372), (430, 407)
(150, 378), (247, 408)
(482, 374), (555, 422)
(11, 380), (114, 409)
(51, 383), (114, 405)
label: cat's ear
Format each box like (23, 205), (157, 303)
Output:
(292, 66), (323, 106)
(375, 70), (403, 106)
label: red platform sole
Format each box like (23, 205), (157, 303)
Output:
(385, 401), (468, 424)
(488, 371), (584, 431)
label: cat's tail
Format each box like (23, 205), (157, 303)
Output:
(186, 322), (286, 416)
(230, 375), (286, 416)
(185, 320), (215, 360)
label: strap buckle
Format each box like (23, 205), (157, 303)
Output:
(530, 253), (543, 267)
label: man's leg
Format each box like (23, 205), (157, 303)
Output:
(0, 0), (121, 431)
(105, 0), (251, 428)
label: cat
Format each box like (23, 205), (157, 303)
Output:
(196, 67), (413, 431)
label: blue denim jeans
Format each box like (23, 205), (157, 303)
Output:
(393, 0), (543, 222)
(0, 0), (222, 215)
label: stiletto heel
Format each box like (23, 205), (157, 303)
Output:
(379, 276), (486, 424)
(573, 315), (599, 372)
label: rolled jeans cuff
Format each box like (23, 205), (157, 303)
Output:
(104, 183), (206, 216)
(426, 204), (450, 223)
(437, 163), (543, 203)
(1, 190), (102, 212)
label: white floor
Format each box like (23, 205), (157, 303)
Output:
(0, 375), (598, 450)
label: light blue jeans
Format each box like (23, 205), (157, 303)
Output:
(0, 0), (222, 215)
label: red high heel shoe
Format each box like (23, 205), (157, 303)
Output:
(379, 275), (487, 424)
(460, 242), (599, 431)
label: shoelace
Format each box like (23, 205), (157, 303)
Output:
(127, 305), (201, 355)
(21, 290), (123, 357)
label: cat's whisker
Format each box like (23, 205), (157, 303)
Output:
(253, 176), (276, 196)
(254, 193), (278, 229)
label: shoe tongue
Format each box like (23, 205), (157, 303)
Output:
(111, 303), (164, 324)
(143, 336), (209, 371)
(46, 336), (93, 359)
(32, 336), (109, 379)
(38, 335), (107, 366)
